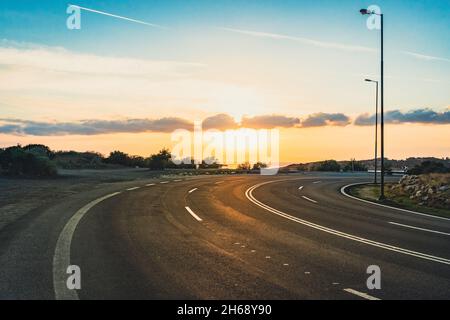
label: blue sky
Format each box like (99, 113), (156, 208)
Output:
(0, 0), (449, 160)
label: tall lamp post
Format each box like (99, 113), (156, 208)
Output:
(360, 8), (385, 200)
(365, 79), (378, 184)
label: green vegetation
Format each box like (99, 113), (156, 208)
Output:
(0, 145), (57, 177)
(313, 160), (341, 172)
(348, 174), (450, 218)
(408, 160), (450, 175)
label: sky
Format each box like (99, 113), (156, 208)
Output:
(0, 0), (449, 163)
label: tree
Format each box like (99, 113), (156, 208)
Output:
(237, 162), (251, 171)
(252, 162), (268, 170)
(147, 148), (171, 170)
(106, 151), (131, 166)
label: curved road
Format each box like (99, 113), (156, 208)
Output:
(1, 174), (450, 299)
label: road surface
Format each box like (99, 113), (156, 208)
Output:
(1, 173), (449, 299)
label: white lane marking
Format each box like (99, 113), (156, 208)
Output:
(126, 187), (140, 191)
(341, 182), (450, 221)
(389, 222), (450, 236)
(160, 181), (169, 184)
(146, 183), (155, 187)
(251, 250), (256, 253)
(343, 288), (381, 301)
(298, 186), (304, 191)
(174, 179), (182, 182)
(185, 206), (202, 222)
(265, 256), (271, 259)
(302, 196), (318, 203)
(53, 191), (122, 300)
(283, 263), (289, 266)
(246, 181), (450, 265)
(188, 188), (198, 194)
(313, 181), (321, 184)
(215, 181), (224, 184)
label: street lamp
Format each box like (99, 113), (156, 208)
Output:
(360, 8), (385, 200)
(365, 79), (379, 184)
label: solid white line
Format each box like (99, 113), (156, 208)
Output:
(126, 187), (140, 191)
(245, 181), (450, 265)
(298, 186), (304, 191)
(146, 183), (155, 187)
(340, 182), (450, 221)
(188, 188), (198, 193)
(185, 206), (203, 221)
(53, 191), (121, 300)
(389, 222), (450, 236)
(70, 4), (166, 29)
(160, 181), (169, 184)
(343, 288), (381, 300)
(302, 196), (318, 203)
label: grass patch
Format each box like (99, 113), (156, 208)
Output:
(348, 183), (450, 219)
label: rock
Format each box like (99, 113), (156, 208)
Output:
(439, 185), (449, 192)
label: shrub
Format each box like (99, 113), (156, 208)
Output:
(0, 146), (57, 177)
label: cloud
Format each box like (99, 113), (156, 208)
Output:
(220, 27), (376, 53)
(301, 113), (351, 127)
(202, 113), (239, 130)
(0, 117), (192, 136)
(354, 108), (450, 126)
(241, 115), (300, 129)
(402, 51), (450, 63)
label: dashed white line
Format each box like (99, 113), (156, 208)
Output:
(389, 221), (450, 236)
(160, 181), (169, 184)
(174, 179), (182, 182)
(126, 187), (140, 191)
(145, 183), (155, 187)
(343, 288), (381, 301)
(188, 188), (198, 193)
(302, 196), (318, 203)
(185, 206), (203, 222)
(313, 181), (321, 184)
(215, 181), (224, 184)
(298, 186), (304, 191)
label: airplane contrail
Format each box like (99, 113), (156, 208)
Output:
(69, 4), (167, 29)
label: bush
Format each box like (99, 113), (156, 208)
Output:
(0, 146), (57, 177)
(408, 161), (450, 175)
(343, 160), (368, 172)
(313, 160), (341, 172)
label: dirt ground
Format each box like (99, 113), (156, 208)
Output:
(0, 168), (180, 232)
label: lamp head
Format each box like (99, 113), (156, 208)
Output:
(360, 9), (369, 15)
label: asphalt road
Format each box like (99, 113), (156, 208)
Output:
(1, 173), (450, 299)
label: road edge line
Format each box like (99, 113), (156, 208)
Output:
(340, 182), (450, 222)
(53, 191), (121, 300)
